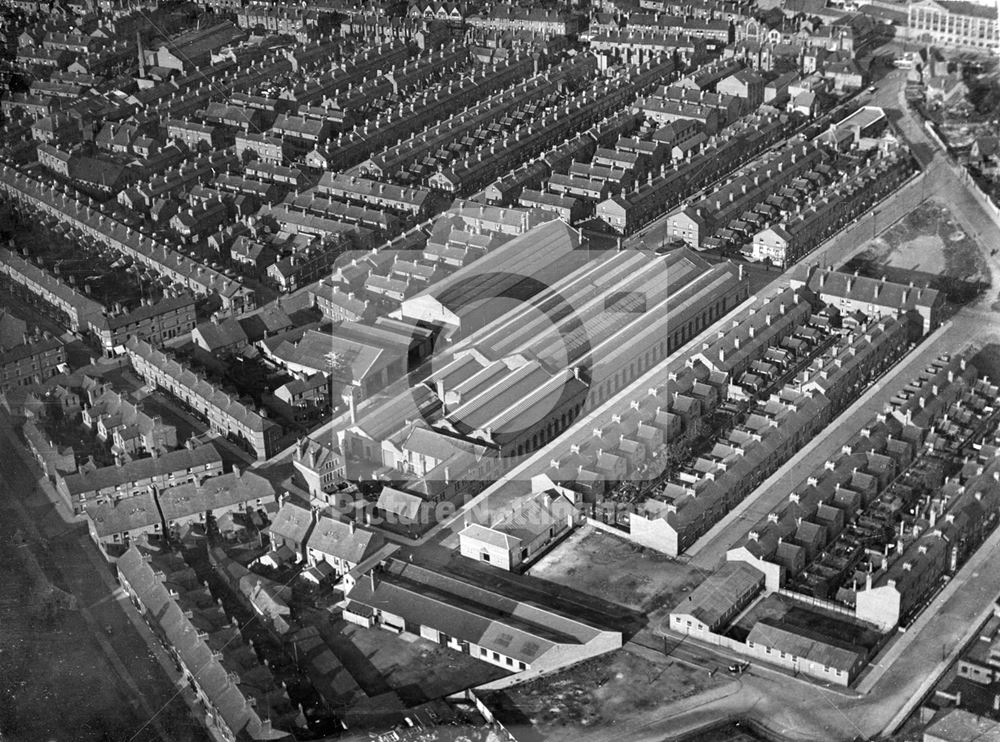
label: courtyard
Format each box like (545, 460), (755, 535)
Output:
(729, 593), (883, 656)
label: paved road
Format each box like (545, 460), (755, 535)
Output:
(641, 515), (1000, 742)
(625, 57), (1000, 742)
(685, 317), (978, 571)
(0, 410), (209, 742)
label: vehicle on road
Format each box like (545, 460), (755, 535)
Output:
(728, 661), (750, 674)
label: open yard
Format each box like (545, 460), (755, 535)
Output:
(483, 647), (730, 742)
(854, 199), (988, 282)
(527, 525), (702, 612)
(133, 389), (200, 446)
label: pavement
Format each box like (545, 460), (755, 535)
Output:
(616, 58), (1000, 742)
(3, 54), (994, 742)
(0, 409), (213, 742)
(645, 511), (1000, 741)
(684, 317), (968, 572)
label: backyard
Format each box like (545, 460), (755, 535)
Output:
(483, 647), (729, 742)
(729, 594), (883, 655)
(971, 343), (1000, 381)
(9, 217), (170, 314)
(37, 407), (117, 469)
(527, 526), (703, 613)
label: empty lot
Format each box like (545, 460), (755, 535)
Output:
(484, 647), (730, 742)
(527, 526), (703, 613)
(857, 199), (987, 281)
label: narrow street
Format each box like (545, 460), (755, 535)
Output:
(608, 61), (1000, 742)
(685, 316), (989, 571)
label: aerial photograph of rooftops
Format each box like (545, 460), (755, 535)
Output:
(2, 0), (1000, 740)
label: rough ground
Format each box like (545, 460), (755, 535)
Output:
(484, 648), (729, 742)
(527, 525), (702, 613)
(855, 199), (988, 281)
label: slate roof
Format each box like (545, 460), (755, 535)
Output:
(459, 522), (520, 551)
(307, 515), (383, 564)
(345, 561), (601, 665)
(104, 294), (195, 331)
(85, 491), (161, 537)
(60, 444), (222, 496)
(193, 317), (248, 351)
(747, 619), (864, 672)
(126, 339), (277, 435)
(267, 500), (315, 545)
(116, 546), (291, 740)
(804, 266), (941, 311)
(158, 470), (276, 523)
(671, 561), (764, 629)
(375, 486), (426, 522)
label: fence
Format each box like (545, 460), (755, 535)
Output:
(776, 587), (859, 619)
(678, 625), (855, 686)
(924, 120), (949, 152)
(959, 166), (1000, 225)
(585, 515), (630, 537)
(460, 689), (520, 742)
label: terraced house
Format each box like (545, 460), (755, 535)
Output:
(0, 334), (65, 393)
(125, 338), (283, 460)
(88, 294), (197, 357)
(56, 444), (224, 515)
